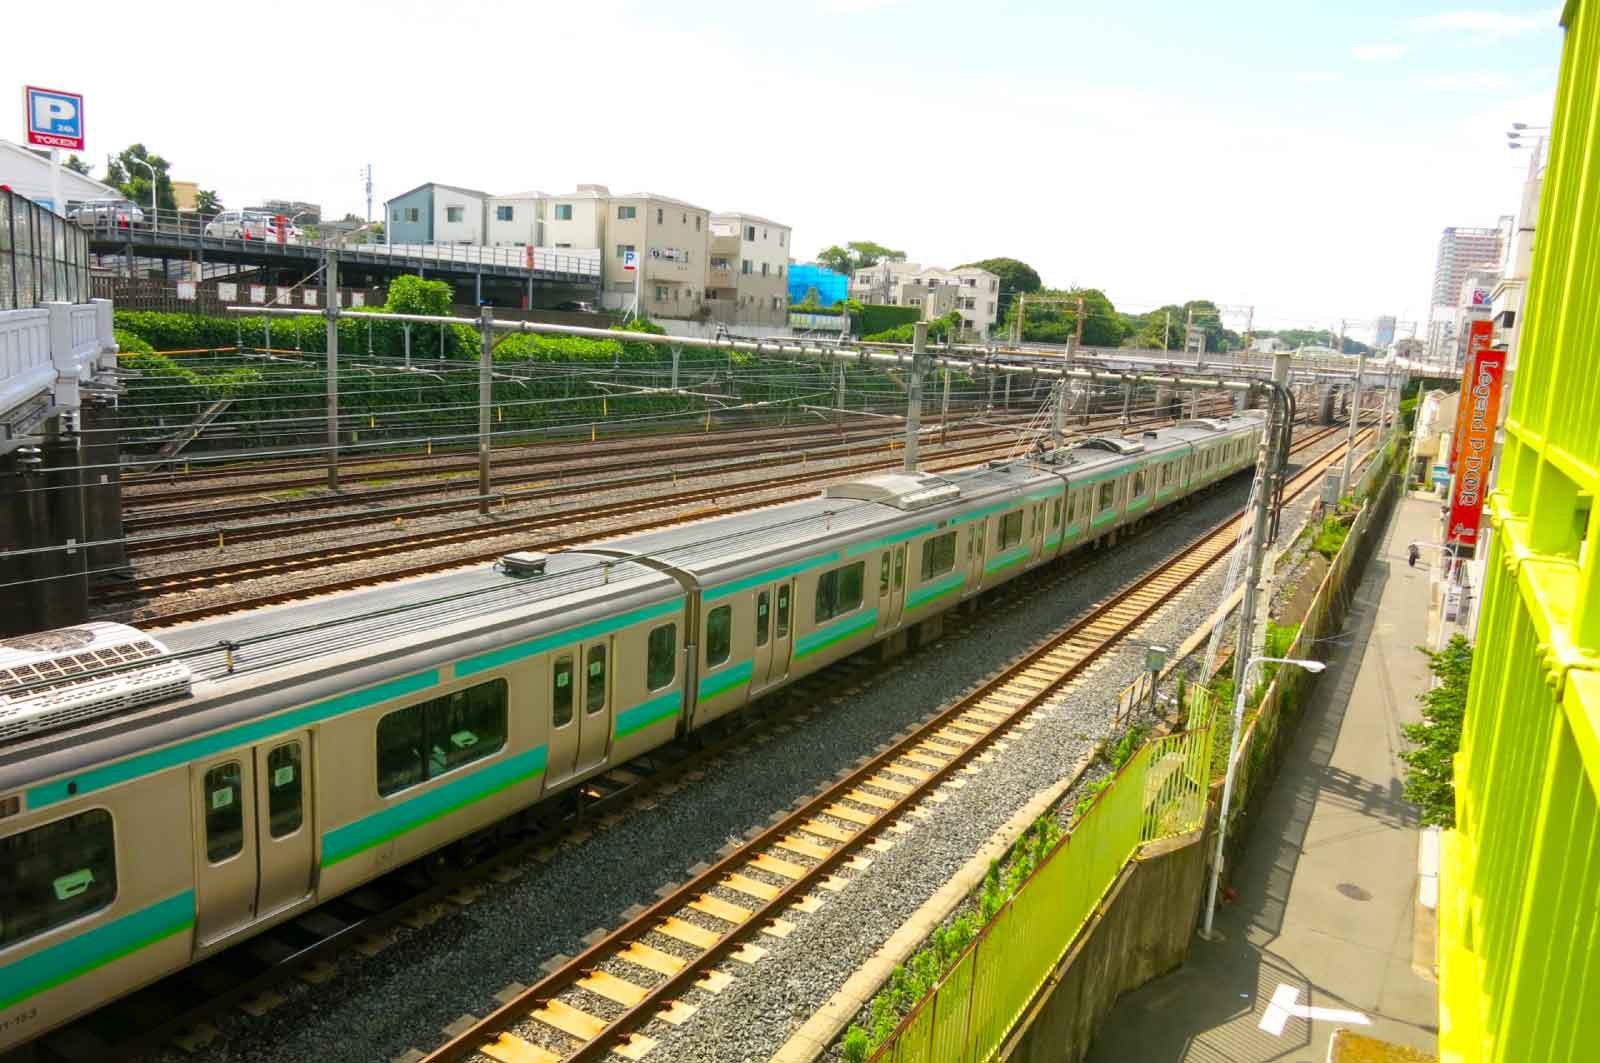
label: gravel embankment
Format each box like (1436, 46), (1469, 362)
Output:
(148, 434), (1353, 1063)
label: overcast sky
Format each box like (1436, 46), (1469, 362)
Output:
(14, 0), (1562, 339)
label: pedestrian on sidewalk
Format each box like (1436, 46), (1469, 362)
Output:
(1408, 543), (1420, 568)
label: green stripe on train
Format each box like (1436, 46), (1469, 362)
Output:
(28, 672), (442, 809)
(697, 659), (754, 703)
(455, 598), (686, 676)
(0, 890), (194, 1011)
(795, 609), (878, 659)
(984, 547), (1030, 576)
(615, 690), (683, 738)
(321, 746), (548, 867)
(908, 571), (966, 609)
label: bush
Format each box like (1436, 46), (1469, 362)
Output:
(1311, 515), (1351, 559)
(853, 303), (921, 336)
(113, 328), (153, 355)
(1400, 635), (1472, 827)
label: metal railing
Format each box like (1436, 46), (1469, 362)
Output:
(1, 188), (92, 310)
(69, 206), (601, 277)
(868, 721), (1216, 1063)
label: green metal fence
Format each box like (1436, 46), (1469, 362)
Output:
(869, 724), (1214, 1063)
(1440, 3), (1600, 1058)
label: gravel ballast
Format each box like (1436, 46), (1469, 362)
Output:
(145, 435), (1359, 1063)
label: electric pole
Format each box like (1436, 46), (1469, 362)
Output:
(362, 164), (374, 223)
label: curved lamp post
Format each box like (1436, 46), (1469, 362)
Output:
(1202, 654), (1326, 939)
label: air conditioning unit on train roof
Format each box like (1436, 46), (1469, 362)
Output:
(825, 472), (962, 510)
(0, 622), (191, 743)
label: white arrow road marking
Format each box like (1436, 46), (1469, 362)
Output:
(1257, 983), (1371, 1036)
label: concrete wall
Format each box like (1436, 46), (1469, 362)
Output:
(1000, 833), (1207, 1063)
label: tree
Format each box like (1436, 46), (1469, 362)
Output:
(1400, 635), (1472, 827)
(195, 189), (223, 216)
(815, 240), (906, 278)
(998, 285), (1126, 346)
(1117, 300), (1241, 353)
(956, 257), (1041, 320)
(63, 154), (91, 175)
(384, 274), (454, 316)
(104, 144), (177, 212)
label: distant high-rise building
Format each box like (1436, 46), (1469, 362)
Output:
(1375, 315), (1396, 347)
(1429, 226), (1504, 329)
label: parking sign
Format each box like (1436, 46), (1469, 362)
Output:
(24, 86), (85, 150)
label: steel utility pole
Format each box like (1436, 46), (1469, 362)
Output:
(325, 248), (340, 491)
(940, 365), (951, 443)
(479, 305), (494, 515)
(1340, 346), (1367, 496)
(1073, 296), (1087, 422)
(904, 322), (928, 472)
(1235, 350), (1292, 687)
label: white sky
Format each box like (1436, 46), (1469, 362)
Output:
(11, 0), (1563, 340)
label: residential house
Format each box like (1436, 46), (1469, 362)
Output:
(849, 260), (1001, 338)
(485, 191), (542, 246)
(707, 213), (791, 326)
(0, 139), (120, 214)
(383, 182), (490, 244)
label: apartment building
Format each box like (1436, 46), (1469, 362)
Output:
(384, 182), (490, 244)
(485, 192), (542, 246)
(598, 192), (711, 318)
(707, 213), (791, 326)
(849, 261), (1001, 338)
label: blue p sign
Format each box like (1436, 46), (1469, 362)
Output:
(24, 86), (85, 151)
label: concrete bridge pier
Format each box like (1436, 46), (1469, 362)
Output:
(81, 397), (127, 577)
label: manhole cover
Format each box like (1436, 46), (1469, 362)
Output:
(1336, 882), (1373, 901)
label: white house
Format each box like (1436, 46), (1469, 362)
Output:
(0, 139), (119, 214)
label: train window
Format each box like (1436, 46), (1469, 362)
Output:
(776, 586), (791, 638)
(1098, 481), (1115, 511)
(998, 511), (1023, 549)
(585, 646), (608, 714)
(1133, 470), (1146, 497)
(377, 680), (508, 798)
(1051, 498), (1062, 528)
(815, 561), (865, 622)
(706, 605), (732, 667)
(266, 743), (303, 838)
(879, 554), (890, 597)
(756, 591), (771, 647)
(552, 657), (575, 729)
(647, 624), (676, 689)
(0, 808), (116, 948)
(920, 531), (957, 580)
(204, 762), (245, 863)
(893, 548), (905, 589)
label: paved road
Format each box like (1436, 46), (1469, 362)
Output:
(1087, 495), (1440, 1062)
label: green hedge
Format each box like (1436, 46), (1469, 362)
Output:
(854, 304), (920, 336)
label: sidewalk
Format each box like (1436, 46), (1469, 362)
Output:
(1087, 495), (1440, 1062)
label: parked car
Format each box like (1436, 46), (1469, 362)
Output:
(204, 210), (301, 242)
(555, 300), (598, 313)
(67, 199), (145, 227)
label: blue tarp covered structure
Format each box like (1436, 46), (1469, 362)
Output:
(786, 263), (848, 307)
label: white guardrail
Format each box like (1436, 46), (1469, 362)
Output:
(0, 299), (117, 449)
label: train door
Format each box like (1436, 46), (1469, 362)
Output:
(191, 732), (316, 947)
(751, 581), (795, 694)
(888, 544), (907, 628)
(966, 519), (986, 589)
(192, 754), (258, 945)
(1029, 501), (1047, 562)
(576, 639), (614, 773)
(255, 733), (313, 919)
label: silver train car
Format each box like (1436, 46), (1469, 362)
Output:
(0, 414), (1264, 1049)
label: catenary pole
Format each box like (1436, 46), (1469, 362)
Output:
(478, 305), (493, 515)
(1340, 346), (1366, 496)
(904, 322), (927, 472)
(325, 248), (340, 491)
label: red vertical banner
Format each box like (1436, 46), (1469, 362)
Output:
(1446, 322), (1505, 549)
(1448, 319), (1494, 474)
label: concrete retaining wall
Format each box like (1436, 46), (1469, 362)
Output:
(999, 832), (1207, 1063)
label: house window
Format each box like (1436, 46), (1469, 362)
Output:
(446, 206), (464, 223)
(656, 207), (664, 224)
(712, 256), (731, 270)
(695, 215), (701, 231)
(404, 207), (420, 223)
(742, 259), (752, 275)
(655, 285), (668, 300)
(779, 232), (785, 247)
(616, 243), (635, 258)
(556, 241), (571, 248)
(555, 203), (573, 220)
(617, 206), (636, 220)
(778, 264), (784, 277)
(760, 262), (768, 276)
(496, 205), (514, 221)
(391, 208), (400, 222)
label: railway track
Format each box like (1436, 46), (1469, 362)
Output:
(23, 425), (1369, 1063)
(415, 427), (1372, 1063)
(117, 406), (1194, 541)
(99, 407), (1263, 622)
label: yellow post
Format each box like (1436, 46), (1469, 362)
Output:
(217, 530), (224, 551)
(603, 396), (608, 417)
(497, 406), (503, 422)
(592, 424), (597, 442)
(427, 439), (432, 456)
(705, 410), (711, 432)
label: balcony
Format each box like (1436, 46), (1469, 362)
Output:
(708, 267), (736, 288)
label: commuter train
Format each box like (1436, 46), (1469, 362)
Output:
(0, 413), (1264, 1050)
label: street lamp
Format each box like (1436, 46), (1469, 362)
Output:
(131, 157), (157, 228)
(1202, 654), (1326, 940)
